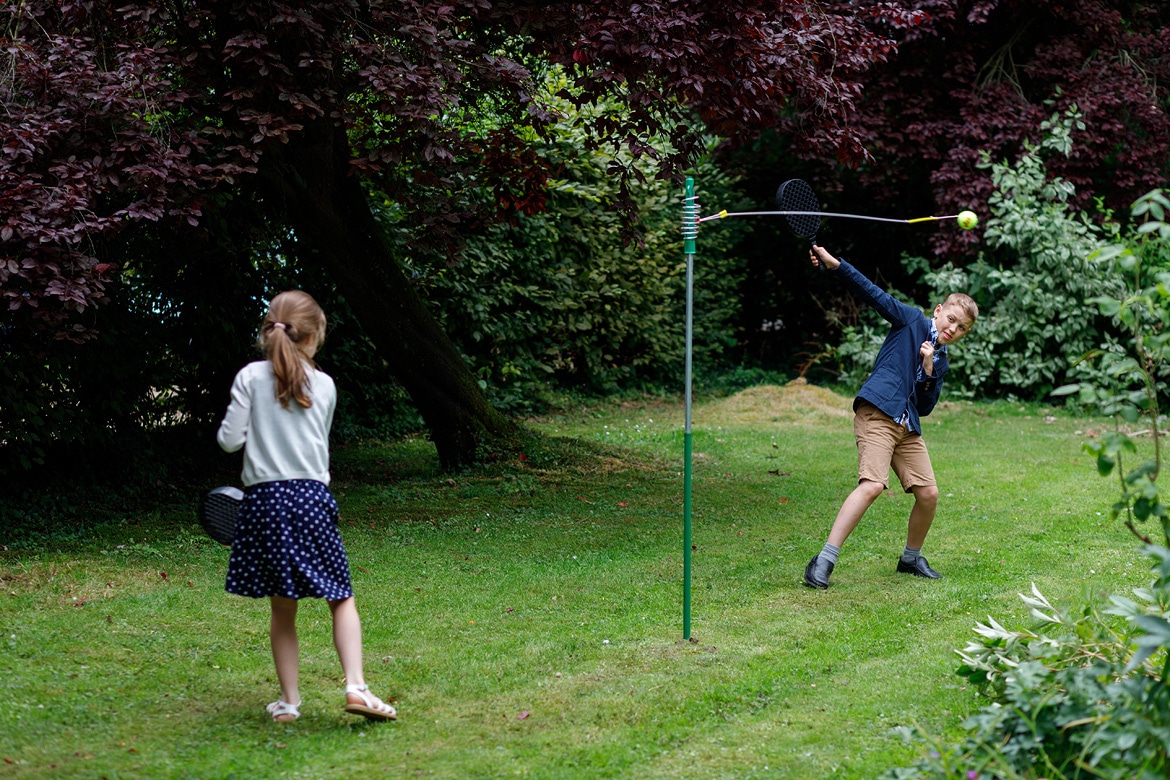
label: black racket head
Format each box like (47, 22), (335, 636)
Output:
(775, 179), (822, 241)
(199, 485), (244, 545)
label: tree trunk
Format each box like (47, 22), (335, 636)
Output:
(258, 120), (516, 469)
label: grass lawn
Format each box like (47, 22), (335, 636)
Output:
(0, 383), (1153, 779)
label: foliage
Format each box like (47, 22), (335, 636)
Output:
(1054, 189), (1170, 545)
(413, 83), (753, 409)
(948, 114), (1118, 398)
(883, 576), (1170, 780)
(874, 110), (1122, 400)
(0, 0), (922, 334)
(1, 0), (932, 468)
(780, 0), (1170, 261)
(883, 190), (1170, 780)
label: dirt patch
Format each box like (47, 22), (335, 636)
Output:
(702, 379), (853, 426)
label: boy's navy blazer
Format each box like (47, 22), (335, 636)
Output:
(832, 260), (946, 436)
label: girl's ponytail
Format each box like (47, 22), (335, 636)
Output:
(259, 291), (327, 409)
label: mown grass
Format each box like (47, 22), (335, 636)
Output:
(0, 384), (1153, 779)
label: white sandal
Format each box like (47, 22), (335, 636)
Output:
(266, 699), (301, 722)
(344, 684), (397, 721)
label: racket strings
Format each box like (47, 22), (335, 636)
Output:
(775, 180), (821, 239)
(200, 489), (242, 545)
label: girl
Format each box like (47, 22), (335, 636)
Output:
(217, 290), (396, 723)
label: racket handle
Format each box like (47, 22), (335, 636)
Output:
(812, 236), (825, 271)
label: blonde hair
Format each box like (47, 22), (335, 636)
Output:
(258, 291), (327, 409)
(943, 292), (979, 324)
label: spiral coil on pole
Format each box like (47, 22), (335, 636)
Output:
(681, 194), (700, 242)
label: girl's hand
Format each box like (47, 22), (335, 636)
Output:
(810, 245), (840, 270)
(920, 341), (935, 375)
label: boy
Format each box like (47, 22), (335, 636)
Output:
(803, 245), (977, 589)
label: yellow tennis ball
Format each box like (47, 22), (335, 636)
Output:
(957, 210), (979, 230)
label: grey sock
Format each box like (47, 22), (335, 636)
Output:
(901, 545), (921, 564)
(813, 543), (839, 582)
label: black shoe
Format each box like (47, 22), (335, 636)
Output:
(896, 555), (941, 579)
(803, 555), (833, 589)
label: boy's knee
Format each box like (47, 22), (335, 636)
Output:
(914, 485), (939, 506)
(856, 479), (886, 501)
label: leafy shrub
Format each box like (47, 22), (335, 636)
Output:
(883, 191), (1170, 779)
(884, 570), (1170, 780)
(406, 81), (752, 412)
(837, 108), (1124, 401)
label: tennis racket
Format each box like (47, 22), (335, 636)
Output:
(774, 179), (822, 245)
(199, 485), (244, 545)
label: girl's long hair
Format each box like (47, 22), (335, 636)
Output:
(258, 291), (327, 409)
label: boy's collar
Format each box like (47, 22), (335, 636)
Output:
(928, 320), (946, 352)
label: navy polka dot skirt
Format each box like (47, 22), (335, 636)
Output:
(225, 480), (353, 601)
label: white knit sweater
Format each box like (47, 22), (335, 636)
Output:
(216, 360), (336, 486)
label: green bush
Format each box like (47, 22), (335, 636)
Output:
(883, 190), (1170, 780)
(883, 555), (1170, 780)
(406, 81), (752, 412)
(838, 109), (1124, 401)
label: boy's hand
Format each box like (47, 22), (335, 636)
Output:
(920, 341), (935, 376)
(810, 245), (840, 270)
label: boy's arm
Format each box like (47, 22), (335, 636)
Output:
(811, 246), (920, 327)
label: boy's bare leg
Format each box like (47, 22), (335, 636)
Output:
(898, 484), (942, 578)
(827, 479), (886, 547)
(806, 479), (885, 587)
(905, 484), (939, 549)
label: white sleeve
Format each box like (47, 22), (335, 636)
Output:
(216, 369), (252, 453)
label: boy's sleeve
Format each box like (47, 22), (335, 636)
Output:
(832, 260), (920, 327)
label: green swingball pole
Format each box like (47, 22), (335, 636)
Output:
(681, 177), (699, 641)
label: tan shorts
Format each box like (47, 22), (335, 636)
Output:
(853, 402), (936, 492)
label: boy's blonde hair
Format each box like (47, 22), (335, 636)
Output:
(943, 293), (978, 324)
(258, 290), (327, 409)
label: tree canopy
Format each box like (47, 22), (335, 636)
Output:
(2, 0), (923, 468)
(781, 0), (1170, 259)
